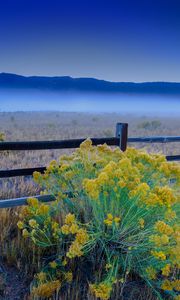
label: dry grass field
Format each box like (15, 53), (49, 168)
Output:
(0, 112), (179, 300)
(0, 112), (179, 201)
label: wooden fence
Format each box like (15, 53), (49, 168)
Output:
(0, 122), (180, 208)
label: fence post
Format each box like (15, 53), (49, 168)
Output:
(116, 123), (128, 151)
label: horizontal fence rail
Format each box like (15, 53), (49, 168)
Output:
(0, 137), (120, 151)
(128, 136), (180, 143)
(0, 194), (55, 209)
(0, 167), (46, 178)
(1, 136), (180, 152)
(165, 155), (180, 161)
(0, 122), (179, 208)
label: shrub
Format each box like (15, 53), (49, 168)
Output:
(0, 132), (5, 141)
(137, 120), (161, 130)
(17, 140), (180, 299)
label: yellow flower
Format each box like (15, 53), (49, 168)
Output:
(27, 197), (39, 207)
(31, 280), (61, 297)
(62, 259), (67, 266)
(22, 228), (29, 238)
(104, 214), (121, 226)
(168, 246), (180, 267)
(65, 213), (76, 225)
(49, 261), (58, 269)
(59, 163), (69, 172)
(165, 209), (176, 220)
(172, 280), (180, 291)
(144, 192), (160, 207)
(173, 230), (180, 245)
(107, 213), (113, 220)
(155, 221), (173, 235)
(33, 172), (41, 182)
(139, 218), (145, 229)
(129, 182), (150, 199)
(118, 180), (126, 188)
(76, 228), (89, 245)
(151, 251), (166, 260)
(29, 219), (38, 228)
(49, 160), (57, 167)
(66, 241), (83, 258)
(61, 182), (67, 189)
(20, 206), (31, 217)
(114, 216), (121, 224)
(65, 272), (73, 282)
(104, 214), (113, 226)
(64, 170), (74, 180)
(89, 282), (112, 300)
(146, 266), (156, 279)
(104, 219), (113, 226)
(36, 272), (46, 282)
(161, 279), (172, 291)
(80, 139), (92, 149)
(31, 229), (36, 236)
(83, 178), (99, 200)
(0, 132), (5, 141)
(38, 204), (50, 215)
(154, 186), (177, 206)
(52, 222), (59, 231)
(61, 224), (70, 235)
(150, 234), (169, 247)
(105, 263), (112, 270)
(17, 221), (24, 229)
(161, 264), (171, 276)
(161, 234), (169, 245)
(97, 172), (109, 185)
(69, 223), (79, 234)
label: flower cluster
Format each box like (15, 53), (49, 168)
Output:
(161, 279), (180, 291)
(61, 213), (89, 259)
(31, 280), (61, 297)
(104, 213), (121, 226)
(89, 282), (112, 300)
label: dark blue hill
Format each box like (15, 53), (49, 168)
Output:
(0, 73), (180, 94)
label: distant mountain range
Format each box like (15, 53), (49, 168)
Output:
(0, 73), (180, 94)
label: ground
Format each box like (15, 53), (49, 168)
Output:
(0, 260), (29, 300)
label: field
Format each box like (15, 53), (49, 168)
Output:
(0, 112), (179, 200)
(0, 112), (179, 300)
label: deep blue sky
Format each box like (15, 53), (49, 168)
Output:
(0, 0), (180, 82)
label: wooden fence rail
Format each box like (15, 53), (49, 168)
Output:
(0, 136), (180, 152)
(0, 194), (55, 209)
(0, 122), (179, 208)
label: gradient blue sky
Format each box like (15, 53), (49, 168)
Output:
(0, 0), (180, 82)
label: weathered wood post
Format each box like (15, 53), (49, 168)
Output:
(116, 123), (128, 151)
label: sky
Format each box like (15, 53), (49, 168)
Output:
(0, 0), (180, 82)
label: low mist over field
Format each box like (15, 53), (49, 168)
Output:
(1, 90), (180, 116)
(0, 74), (180, 116)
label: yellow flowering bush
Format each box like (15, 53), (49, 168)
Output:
(18, 140), (180, 299)
(0, 132), (5, 141)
